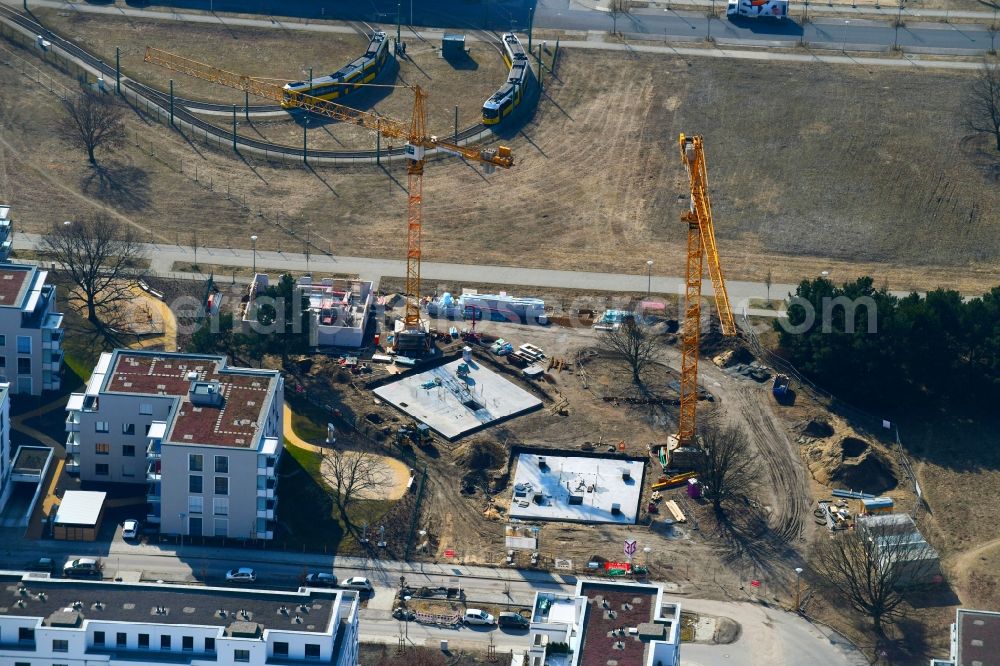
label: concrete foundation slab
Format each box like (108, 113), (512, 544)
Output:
(372, 359), (542, 440)
(509, 453), (645, 524)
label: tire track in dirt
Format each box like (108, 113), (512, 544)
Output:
(729, 383), (810, 544)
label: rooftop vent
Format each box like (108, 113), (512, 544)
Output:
(186, 371), (198, 381)
(293, 616), (303, 624)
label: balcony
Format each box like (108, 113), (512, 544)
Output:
(65, 456), (80, 475)
(146, 483), (161, 503)
(146, 461), (161, 482)
(146, 442), (161, 460)
(65, 432), (80, 455)
(65, 411), (81, 433)
(256, 508), (275, 520)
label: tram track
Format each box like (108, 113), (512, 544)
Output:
(0, 5), (495, 163)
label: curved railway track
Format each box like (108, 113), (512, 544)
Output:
(0, 5), (495, 163)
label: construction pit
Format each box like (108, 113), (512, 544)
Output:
(372, 357), (543, 440)
(508, 452), (646, 525)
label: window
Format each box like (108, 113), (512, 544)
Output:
(145, 424), (151, 435)
(214, 476), (228, 496)
(95, 442), (110, 455)
(18, 627), (33, 642)
(95, 463), (109, 476)
(95, 421), (109, 433)
(161, 635), (171, 650)
(305, 643), (321, 659)
(138, 633), (149, 649)
(189, 454), (203, 472)
(274, 641), (289, 656)
(53, 639), (68, 652)
(213, 517), (228, 537)
(0, 357), (6, 368)
(189, 475), (203, 493)
(94, 630), (105, 646)
(182, 635), (194, 652)
(234, 649), (251, 662)
(189, 516), (203, 535)
(140, 403), (153, 415)
(205, 637), (216, 652)
(0, 335), (5, 346)
(213, 497), (228, 516)
(17, 358), (30, 375)
(117, 632), (127, 647)
(188, 496), (204, 514)
(215, 455), (229, 473)
(122, 444), (135, 457)
(122, 423), (135, 435)
(16, 335), (30, 354)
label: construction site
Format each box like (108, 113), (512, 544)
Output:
(0, 0), (996, 662)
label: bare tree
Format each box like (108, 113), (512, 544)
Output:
(601, 315), (657, 384)
(965, 60), (1000, 152)
(57, 90), (126, 165)
(764, 268), (773, 304)
(321, 450), (388, 518)
(608, 0), (632, 35)
(694, 420), (757, 515)
(813, 516), (938, 637)
(40, 214), (147, 326)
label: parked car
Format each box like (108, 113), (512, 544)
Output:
(497, 612), (529, 630)
(63, 558), (102, 578)
(225, 567), (257, 583)
(339, 576), (374, 594)
(29, 557), (55, 574)
(121, 519), (139, 540)
(304, 572), (338, 588)
(464, 609), (496, 626)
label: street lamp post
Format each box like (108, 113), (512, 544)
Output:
(842, 20), (850, 52)
(646, 259), (654, 297)
(250, 235), (258, 275)
(179, 513), (186, 547)
(794, 567), (803, 611)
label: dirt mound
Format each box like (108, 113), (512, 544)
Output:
(802, 419), (835, 438)
(805, 435), (898, 495)
(455, 440), (505, 471)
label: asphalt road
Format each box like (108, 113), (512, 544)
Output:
(536, 0), (994, 53)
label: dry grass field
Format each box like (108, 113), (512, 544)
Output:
(3, 20), (1000, 295)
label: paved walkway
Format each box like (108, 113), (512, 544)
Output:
(579, 0), (1000, 20)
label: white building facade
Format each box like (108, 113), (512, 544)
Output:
(0, 573), (359, 665)
(66, 350), (283, 540)
(0, 264), (63, 395)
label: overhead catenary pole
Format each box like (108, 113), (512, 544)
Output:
(396, 2), (402, 46)
(245, 90), (250, 121)
(528, 6), (534, 54)
(169, 79), (174, 125)
(303, 121), (308, 165)
(454, 105), (458, 143)
(232, 104), (237, 151)
(115, 47), (121, 94)
(536, 44), (543, 91)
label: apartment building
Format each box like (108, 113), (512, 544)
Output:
(0, 204), (13, 261)
(0, 572), (360, 665)
(0, 263), (63, 395)
(66, 350), (283, 540)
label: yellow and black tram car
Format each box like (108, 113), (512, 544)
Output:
(282, 31), (390, 108)
(482, 33), (529, 125)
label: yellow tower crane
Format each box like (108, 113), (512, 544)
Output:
(666, 134), (736, 466)
(143, 47), (514, 352)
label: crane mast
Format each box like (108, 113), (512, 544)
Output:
(143, 46), (514, 352)
(674, 134), (736, 451)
